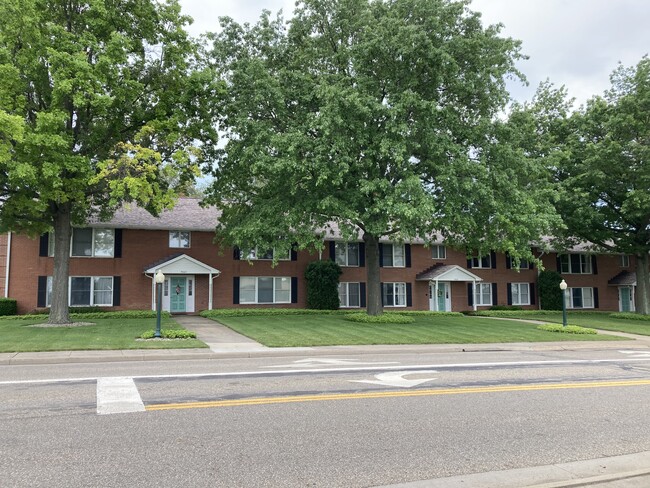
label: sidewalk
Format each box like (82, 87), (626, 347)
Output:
(2, 315), (650, 365)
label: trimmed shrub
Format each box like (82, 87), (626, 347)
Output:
(538, 270), (564, 310)
(537, 324), (597, 334)
(201, 308), (354, 318)
(0, 298), (17, 316)
(344, 313), (415, 324)
(489, 305), (523, 311)
(304, 260), (342, 309)
(140, 329), (197, 339)
(4, 310), (171, 320)
(610, 312), (650, 321)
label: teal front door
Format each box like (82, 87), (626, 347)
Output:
(437, 283), (448, 312)
(620, 287), (631, 312)
(170, 277), (186, 313)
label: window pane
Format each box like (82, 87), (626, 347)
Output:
(481, 256), (490, 268)
(348, 283), (360, 307)
(572, 288), (583, 308)
(520, 284), (529, 304)
(560, 255), (569, 273)
(395, 283), (406, 306)
(260, 249), (274, 260)
(93, 277), (113, 305)
(347, 243), (359, 266)
(335, 243), (347, 266)
(382, 283), (394, 306)
(432, 245), (446, 259)
(70, 277), (91, 305)
(240, 277), (256, 303)
(93, 229), (114, 257)
(258, 277), (274, 303)
(275, 277), (291, 303)
(583, 287), (593, 308)
(511, 284), (520, 304)
(581, 255), (592, 274)
(383, 245), (394, 267)
(570, 254), (581, 273)
(338, 283), (347, 307)
(393, 245), (404, 267)
(72, 229), (93, 256)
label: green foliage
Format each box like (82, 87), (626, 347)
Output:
(470, 310), (566, 317)
(201, 308), (355, 318)
(610, 313), (650, 321)
(305, 260), (342, 309)
(537, 324), (598, 335)
(140, 329), (196, 339)
(6, 310), (171, 320)
(489, 305), (523, 311)
(344, 313), (414, 324)
(0, 298), (17, 316)
(537, 270), (564, 310)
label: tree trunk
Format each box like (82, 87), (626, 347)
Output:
(636, 253), (650, 315)
(363, 233), (383, 316)
(48, 204), (72, 324)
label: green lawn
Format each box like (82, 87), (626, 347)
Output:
(484, 311), (650, 336)
(0, 317), (208, 353)
(212, 314), (624, 347)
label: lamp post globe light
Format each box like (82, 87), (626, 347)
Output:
(560, 279), (568, 327)
(155, 270), (165, 338)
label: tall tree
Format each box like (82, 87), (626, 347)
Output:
(0, 0), (221, 323)
(556, 57), (650, 314)
(205, 0), (558, 314)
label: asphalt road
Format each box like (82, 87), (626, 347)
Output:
(2, 349), (650, 487)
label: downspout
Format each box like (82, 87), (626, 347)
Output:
(4, 232), (11, 298)
(209, 271), (221, 310)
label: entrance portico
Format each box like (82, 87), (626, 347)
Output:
(145, 254), (221, 313)
(416, 264), (483, 312)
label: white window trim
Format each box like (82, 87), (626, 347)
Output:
(511, 283), (530, 306)
(475, 283), (493, 306)
(620, 255), (630, 268)
(49, 228), (115, 258)
(334, 242), (360, 267)
(169, 230), (191, 249)
(383, 282), (407, 307)
(46, 276), (114, 307)
(242, 248), (291, 261)
(239, 276), (292, 304)
(383, 243), (405, 268)
(431, 245), (446, 260)
(472, 255), (492, 269)
(566, 287), (594, 309)
(339, 282), (360, 308)
(560, 254), (593, 274)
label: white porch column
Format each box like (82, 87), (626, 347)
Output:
(208, 273), (213, 310)
(472, 280), (477, 312)
(433, 280), (439, 311)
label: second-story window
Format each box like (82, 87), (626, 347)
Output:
(169, 231), (190, 248)
(335, 242), (360, 266)
(243, 248), (290, 260)
(431, 245), (446, 260)
(559, 254), (593, 274)
(71, 228), (115, 257)
(382, 243), (405, 267)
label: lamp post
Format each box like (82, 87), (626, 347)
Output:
(560, 279), (568, 327)
(155, 270), (165, 338)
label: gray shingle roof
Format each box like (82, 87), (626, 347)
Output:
(608, 271), (637, 286)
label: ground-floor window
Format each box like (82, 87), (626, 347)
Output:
(239, 277), (291, 304)
(339, 282), (360, 308)
(382, 282), (406, 307)
(510, 283), (530, 306)
(475, 283), (492, 306)
(566, 287), (594, 309)
(46, 276), (114, 307)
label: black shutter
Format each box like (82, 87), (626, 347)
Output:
(291, 248), (298, 261)
(114, 229), (123, 258)
(405, 244), (411, 268)
(507, 283), (512, 305)
(379, 244), (384, 267)
(593, 287), (599, 309)
(492, 283), (498, 305)
(556, 255), (562, 272)
(359, 242), (365, 267)
(233, 247), (240, 260)
(530, 283), (536, 305)
(406, 283), (412, 307)
(112, 276), (121, 306)
(491, 251), (497, 269)
(467, 258), (473, 269)
(329, 241), (336, 261)
(467, 283), (474, 306)
(592, 256), (598, 275)
(39, 234), (49, 257)
(505, 254), (512, 269)
(291, 277), (298, 303)
(360, 282), (366, 307)
(233, 277), (240, 304)
(37, 276), (47, 307)
(529, 260), (534, 270)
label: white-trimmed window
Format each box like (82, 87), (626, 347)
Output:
(382, 282), (406, 307)
(511, 283), (530, 306)
(335, 242), (360, 267)
(566, 287), (594, 309)
(431, 245), (446, 259)
(49, 229), (115, 257)
(339, 282), (360, 308)
(169, 231), (190, 248)
(475, 283), (493, 306)
(471, 255), (492, 269)
(620, 255), (630, 267)
(383, 244), (405, 267)
(46, 276), (114, 306)
(239, 277), (291, 304)
(559, 254), (592, 274)
(243, 248), (290, 261)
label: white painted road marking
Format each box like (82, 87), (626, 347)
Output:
(96, 377), (145, 415)
(351, 370), (438, 388)
(265, 358), (400, 368)
(619, 350), (650, 358)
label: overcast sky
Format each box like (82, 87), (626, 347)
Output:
(178, 0), (650, 107)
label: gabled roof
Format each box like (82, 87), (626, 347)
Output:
(144, 254), (220, 275)
(608, 271), (637, 286)
(416, 264), (483, 282)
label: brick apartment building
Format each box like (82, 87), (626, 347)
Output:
(0, 198), (638, 314)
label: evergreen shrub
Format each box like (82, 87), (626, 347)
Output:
(0, 298), (17, 316)
(304, 260), (342, 309)
(538, 270), (564, 310)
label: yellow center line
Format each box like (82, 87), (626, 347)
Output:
(145, 378), (650, 411)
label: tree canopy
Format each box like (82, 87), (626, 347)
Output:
(0, 0), (221, 322)
(205, 0), (559, 314)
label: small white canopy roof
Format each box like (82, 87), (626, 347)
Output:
(416, 264), (483, 282)
(145, 254), (220, 275)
